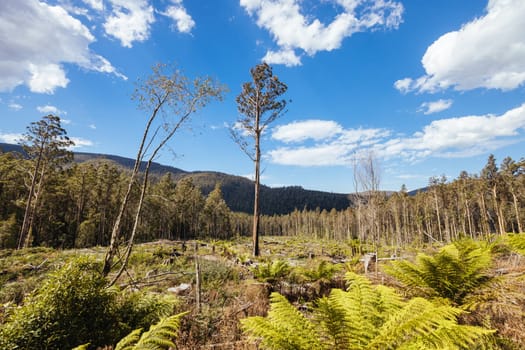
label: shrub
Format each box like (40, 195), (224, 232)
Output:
(0, 256), (176, 350)
(251, 260), (291, 283)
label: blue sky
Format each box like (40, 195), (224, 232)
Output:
(1, 0), (525, 193)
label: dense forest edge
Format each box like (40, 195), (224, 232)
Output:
(0, 142), (351, 216)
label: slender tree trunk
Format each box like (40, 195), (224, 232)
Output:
(433, 191), (443, 241)
(102, 107), (160, 276)
(252, 128), (261, 256)
(511, 190), (522, 233)
(18, 143), (45, 249)
(492, 185), (505, 235)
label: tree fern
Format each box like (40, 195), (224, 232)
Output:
(251, 260), (291, 283)
(114, 312), (186, 350)
(242, 272), (493, 349)
(385, 239), (493, 304)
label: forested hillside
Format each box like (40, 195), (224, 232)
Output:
(1, 142), (350, 216)
(1, 138), (524, 250)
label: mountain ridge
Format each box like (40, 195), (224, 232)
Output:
(0, 142), (352, 215)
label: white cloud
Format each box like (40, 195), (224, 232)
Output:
(270, 144), (351, 166)
(393, 78), (412, 94)
(0, 0), (124, 94)
(29, 63), (70, 94)
(82, 0), (103, 11)
(89, 124), (97, 130)
(268, 103), (525, 166)
(263, 49), (302, 67)
(395, 0), (525, 93)
(0, 132), (23, 144)
(161, 0), (195, 34)
(103, 0), (155, 47)
(241, 0), (403, 66)
(419, 99), (453, 115)
(69, 137), (94, 149)
(8, 103), (23, 111)
(37, 105), (61, 115)
(269, 120), (389, 166)
(272, 120), (343, 142)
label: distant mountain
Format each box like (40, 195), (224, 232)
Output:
(0, 143), (351, 215)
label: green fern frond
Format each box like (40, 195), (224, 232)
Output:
(242, 292), (321, 350)
(314, 296), (351, 349)
(114, 312), (186, 350)
(302, 260), (340, 282)
(114, 328), (142, 350)
(242, 273), (494, 350)
(385, 239), (493, 304)
(71, 343), (90, 350)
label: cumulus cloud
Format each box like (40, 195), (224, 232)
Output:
(419, 99), (453, 115)
(268, 103), (525, 166)
(241, 0), (403, 66)
(381, 103), (525, 159)
(0, 132), (23, 144)
(103, 0), (155, 47)
(0, 0), (124, 94)
(269, 120), (389, 166)
(262, 49), (302, 67)
(272, 120), (343, 143)
(161, 0), (195, 33)
(395, 0), (525, 93)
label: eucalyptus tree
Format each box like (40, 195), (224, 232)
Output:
(203, 183), (232, 239)
(231, 63), (288, 256)
(103, 63), (226, 279)
(18, 114), (74, 249)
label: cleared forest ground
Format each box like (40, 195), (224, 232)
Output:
(1, 235), (524, 349)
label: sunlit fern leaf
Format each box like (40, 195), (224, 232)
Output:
(368, 297), (493, 349)
(114, 328), (142, 350)
(242, 292), (321, 350)
(385, 239), (493, 304)
(314, 296), (351, 349)
(71, 343), (90, 350)
(242, 273), (494, 350)
(114, 312), (186, 350)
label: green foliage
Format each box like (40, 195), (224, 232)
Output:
(507, 233), (525, 255)
(0, 214), (18, 248)
(251, 260), (291, 283)
(242, 293), (321, 350)
(0, 256), (176, 349)
(114, 313), (186, 350)
(242, 272), (494, 349)
(301, 260), (340, 282)
(385, 239), (493, 304)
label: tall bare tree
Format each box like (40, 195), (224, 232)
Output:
(18, 115), (74, 249)
(103, 63), (226, 278)
(231, 63), (288, 256)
